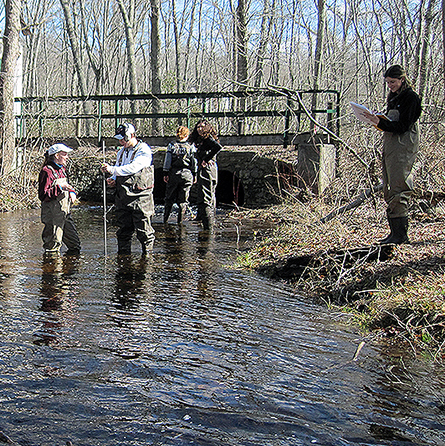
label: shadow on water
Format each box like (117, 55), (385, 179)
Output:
(0, 206), (443, 446)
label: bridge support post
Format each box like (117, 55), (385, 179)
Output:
(295, 133), (336, 195)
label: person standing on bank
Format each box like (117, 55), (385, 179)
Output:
(364, 64), (422, 245)
(101, 123), (155, 255)
(163, 126), (197, 224)
(38, 143), (81, 257)
(188, 119), (223, 230)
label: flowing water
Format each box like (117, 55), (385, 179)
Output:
(0, 206), (444, 446)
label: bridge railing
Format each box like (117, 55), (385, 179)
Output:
(14, 89), (340, 147)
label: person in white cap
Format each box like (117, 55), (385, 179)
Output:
(101, 123), (155, 255)
(38, 143), (81, 257)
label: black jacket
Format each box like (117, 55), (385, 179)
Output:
(377, 87), (422, 134)
(195, 138), (223, 165)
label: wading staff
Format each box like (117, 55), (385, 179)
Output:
(102, 139), (108, 257)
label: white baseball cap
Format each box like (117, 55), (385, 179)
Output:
(47, 143), (73, 156)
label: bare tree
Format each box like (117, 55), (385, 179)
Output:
(0, 0), (21, 176)
(22, 0), (52, 97)
(311, 0), (326, 127)
(79, 0), (110, 95)
(254, 0), (272, 88)
(10, 0), (445, 139)
(150, 0), (162, 134)
(60, 0), (88, 96)
(443, 0), (445, 97)
(417, 0), (438, 99)
(182, 0), (198, 90)
(234, 0), (248, 133)
(116, 0), (138, 96)
(235, 0), (248, 87)
(171, 0), (181, 93)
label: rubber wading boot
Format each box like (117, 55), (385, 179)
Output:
(177, 203), (186, 224)
(65, 248), (81, 256)
(43, 249), (60, 260)
(380, 217), (409, 245)
(163, 204), (172, 224)
(141, 240), (154, 256)
(117, 240), (132, 255)
(201, 207), (215, 231)
(378, 218), (395, 244)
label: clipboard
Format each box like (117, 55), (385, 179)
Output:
(350, 102), (390, 125)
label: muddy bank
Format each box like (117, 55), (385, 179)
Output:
(232, 202), (445, 360)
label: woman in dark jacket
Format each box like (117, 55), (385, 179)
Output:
(189, 119), (223, 230)
(163, 126), (197, 224)
(38, 143), (81, 256)
(365, 64), (422, 244)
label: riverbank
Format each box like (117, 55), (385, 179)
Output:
(231, 196), (445, 360)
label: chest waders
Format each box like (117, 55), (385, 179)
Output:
(114, 143), (155, 255)
(163, 142), (196, 224)
(41, 166), (81, 256)
(196, 161), (218, 230)
(379, 109), (419, 245)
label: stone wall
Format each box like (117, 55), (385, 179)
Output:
(69, 147), (297, 208)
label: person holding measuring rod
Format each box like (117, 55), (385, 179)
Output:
(101, 123), (155, 255)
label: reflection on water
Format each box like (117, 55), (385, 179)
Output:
(0, 207), (443, 446)
(35, 255), (81, 346)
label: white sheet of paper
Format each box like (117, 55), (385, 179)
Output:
(350, 102), (376, 125)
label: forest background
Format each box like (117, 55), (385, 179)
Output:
(0, 0), (441, 173)
(0, 0), (442, 193)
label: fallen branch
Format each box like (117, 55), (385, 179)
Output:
(0, 431), (19, 445)
(352, 340), (366, 361)
(318, 183), (384, 224)
(266, 84), (370, 169)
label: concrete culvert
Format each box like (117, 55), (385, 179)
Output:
(216, 170), (245, 207)
(153, 167), (244, 207)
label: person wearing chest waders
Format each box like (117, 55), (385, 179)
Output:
(364, 64), (422, 245)
(163, 126), (197, 224)
(188, 119), (223, 230)
(38, 143), (81, 258)
(101, 123), (155, 255)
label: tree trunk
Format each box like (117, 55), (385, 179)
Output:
(235, 0), (248, 87)
(254, 0), (272, 88)
(310, 0), (325, 129)
(171, 0), (183, 124)
(0, 0), (21, 176)
(60, 0), (88, 97)
(443, 0), (445, 99)
(150, 0), (162, 135)
(182, 0), (197, 90)
(235, 0), (248, 133)
(116, 0), (138, 97)
(116, 0), (138, 124)
(417, 0), (437, 99)
(79, 0), (103, 95)
(60, 0), (92, 134)
(171, 0), (181, 93)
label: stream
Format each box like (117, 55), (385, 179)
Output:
(0, 206), (443, 446)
